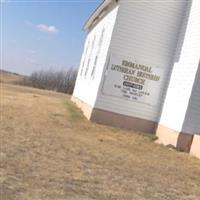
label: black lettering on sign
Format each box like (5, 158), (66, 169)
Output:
(114, 84), (121, 89)
(123, 95), (130, 98)
(123, 81), (143, 90)
(121, 89), (127, 93)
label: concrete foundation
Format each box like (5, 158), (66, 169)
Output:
(190, 135), (200, 159)
(71, 96), (93, 120)
(72, 96), (157, 133)
(176, 133), (193, 153)
(156, 125), (200, 157)
(71, 96), (199, 158)
(156, 125), (179, 147)
(91, 108), (158, 133)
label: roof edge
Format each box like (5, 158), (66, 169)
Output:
(83, 0), (116, 31)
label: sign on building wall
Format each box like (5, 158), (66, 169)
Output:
(102, 54), (164, 106)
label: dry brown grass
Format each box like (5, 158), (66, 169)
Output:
(0, 71), (24, 85)
(1, 83), (200, 200)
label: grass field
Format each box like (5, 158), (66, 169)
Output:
(1, 82), (200, 200)
(0, 70), (25, 85)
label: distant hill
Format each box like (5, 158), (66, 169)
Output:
(0, 69), (26, 84)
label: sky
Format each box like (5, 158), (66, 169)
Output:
(1, 0), (102, 75)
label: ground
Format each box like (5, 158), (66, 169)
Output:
(0, 70), (25, 85)
(1, 83), (200, 200)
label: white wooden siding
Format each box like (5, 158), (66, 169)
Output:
(73, 6), (119, 107)
(183, 63), (200, 134)
(159, 0), (200, 133)
(95, 0), (188, 122)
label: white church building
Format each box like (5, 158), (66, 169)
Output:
(72, 0), (200, 158)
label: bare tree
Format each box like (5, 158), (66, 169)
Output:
(19, 68), (77, 94)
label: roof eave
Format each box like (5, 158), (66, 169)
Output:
(83, 0), (114, 31)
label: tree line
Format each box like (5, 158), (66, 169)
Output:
(20, 68), (77, 94)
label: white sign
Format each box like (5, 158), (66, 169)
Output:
(102, 54), (164, 106)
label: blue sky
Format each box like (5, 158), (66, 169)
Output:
(1, 0), (102, 75)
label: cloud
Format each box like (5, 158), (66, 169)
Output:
(36, 24), (58, 34)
